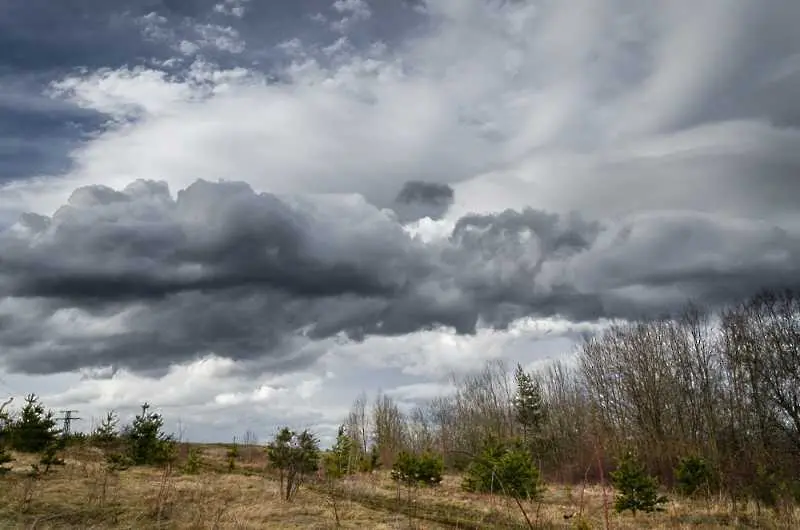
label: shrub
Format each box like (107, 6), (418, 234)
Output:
(183, 447), (203, 474)
(390, 451), (444, 487)
(462, 440), (543, 500)
(105, 451), (134, 471)
(675, 454), (713, 497)
(610, 451), (668, 515)
(226, 441), (239, 472)
(39, 441), (65, 473)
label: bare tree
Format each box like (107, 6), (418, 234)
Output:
(372, 392), (406, 467)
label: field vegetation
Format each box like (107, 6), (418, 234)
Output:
(1, 289), (799, 529)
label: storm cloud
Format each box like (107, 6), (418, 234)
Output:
(1, 0), (800, 395)
(1, 178), (798, 375)
(392, 181), (455, 223)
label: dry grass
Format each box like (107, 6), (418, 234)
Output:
(0, 444), (797, 529)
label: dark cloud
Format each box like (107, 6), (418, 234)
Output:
(392, 180), (455, 223)
(1, 179), (799, 375)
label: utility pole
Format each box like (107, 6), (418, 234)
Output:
(57, 410), (81, 438)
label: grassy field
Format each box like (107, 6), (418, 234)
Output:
(0, 444), (796, 529)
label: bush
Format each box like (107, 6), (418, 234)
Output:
(610, 451), (668, 515)
(462, 440), (543, 500)
(675, 454), (713, 497)
(390, 451), (444, 487)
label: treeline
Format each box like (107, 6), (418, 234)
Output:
(338, 289), (800, 509)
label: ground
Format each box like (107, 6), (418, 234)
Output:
(0, 444), (796, 529)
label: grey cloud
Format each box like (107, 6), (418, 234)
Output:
(392, 180), (454, 223)
(1, 179), (799, 375)
(2, 179), (407, 302)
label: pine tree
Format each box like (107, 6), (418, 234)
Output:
(125, 403), (176, 466)
(325, 424), (354, 478)
(675, 454), (713, 497)
(9, 394), (60, 453)
(513, 364), (546, 444)
(266, 427), (320, 501)
(92, 410), (119, 447)
(462, 439), (543, 500)
(610, 451), (668, 515)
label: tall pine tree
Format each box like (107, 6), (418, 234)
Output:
(513, 364), (546, 444)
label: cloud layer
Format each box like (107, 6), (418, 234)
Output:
(1, 0), (800, 385)
(1, 178), (798, 375)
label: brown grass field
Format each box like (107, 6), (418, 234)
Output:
(0, 444), (796, 529)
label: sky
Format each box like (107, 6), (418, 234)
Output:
(1, 0), (799, 445)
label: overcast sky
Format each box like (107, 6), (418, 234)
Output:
(1, 0), (799, 444)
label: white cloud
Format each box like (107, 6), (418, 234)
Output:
(194, 24), (245, 54)
(386, 382), (456, 403)
(330, 0), (372, 32)
(316, 317), (603, 378)
(332, 0), (371, 18)
(1, 0), (794, 225)
(214, 0), (249, 18)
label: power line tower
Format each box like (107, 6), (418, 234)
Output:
(56, 410), (81, 438)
